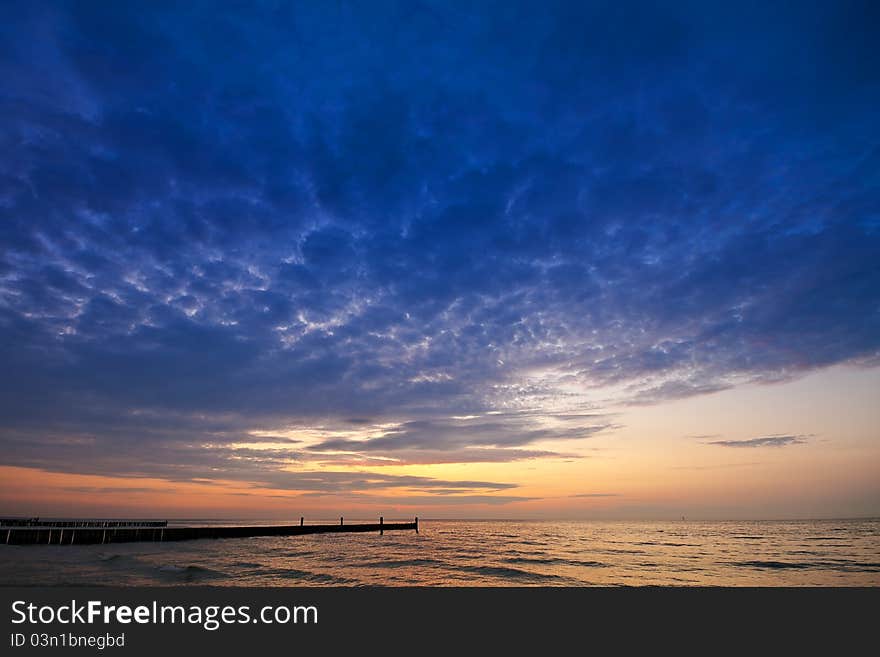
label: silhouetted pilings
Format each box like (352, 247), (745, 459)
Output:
(1, 519), (419, 545)
(0, 518), (167, 528)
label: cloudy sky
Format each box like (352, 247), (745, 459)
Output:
(1, 1), (878, 519)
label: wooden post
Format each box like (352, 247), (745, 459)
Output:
(380, 516), (384, 535)
(415, 517), (419, 533)
(300, 517), (304, 526)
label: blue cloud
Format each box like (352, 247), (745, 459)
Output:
(0, 1), (877, 492)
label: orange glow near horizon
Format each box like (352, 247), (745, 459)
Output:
(1, 364), (878, 521)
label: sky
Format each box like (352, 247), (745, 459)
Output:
(0, 1), (878, 520)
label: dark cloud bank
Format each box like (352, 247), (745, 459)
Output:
(0, 1), (877, 499)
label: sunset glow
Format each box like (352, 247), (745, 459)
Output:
(1, 2), (878, 521)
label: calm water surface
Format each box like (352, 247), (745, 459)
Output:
(1, 519), (878, 586)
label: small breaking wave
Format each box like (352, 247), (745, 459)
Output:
(157, 564), (227, 582)
(456, 564), (566, 582)
(267, 568), (356, 584)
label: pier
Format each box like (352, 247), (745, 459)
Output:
(0, 517), (419, 545)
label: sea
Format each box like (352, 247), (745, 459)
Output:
(1, 519), (878, 586)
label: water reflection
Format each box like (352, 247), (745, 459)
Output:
(1, 519), (877, 586)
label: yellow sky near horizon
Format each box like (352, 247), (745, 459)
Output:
(1, 364), (878, 520)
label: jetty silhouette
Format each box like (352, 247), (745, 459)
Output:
(1, 516), (419, 545)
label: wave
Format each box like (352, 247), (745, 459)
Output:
(157, 564), (227, 582)
(456, 564), (566, 582)
(732, 560), (880, 572)
(503, 556), (606, 568)
(353, 558), (446, 569)
(265, 567), (356, 584)
(600, 547), (647, 554)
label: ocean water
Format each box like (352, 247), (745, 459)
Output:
(1, 519), (878, 586)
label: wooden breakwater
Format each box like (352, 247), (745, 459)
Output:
(1, 517), (418, 545)
(1, 518), (168, 528)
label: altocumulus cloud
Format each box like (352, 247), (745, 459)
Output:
(0, 1), (878, 499)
